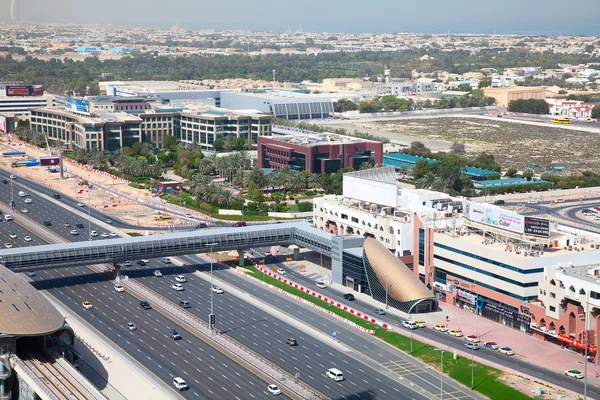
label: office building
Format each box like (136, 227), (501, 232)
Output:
(258, 132), (382, 173)
(483, 86), (546, 107)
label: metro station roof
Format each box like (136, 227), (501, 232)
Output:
(0, 265), (65, 336)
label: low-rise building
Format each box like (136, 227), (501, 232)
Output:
(483, 86), (546, 107)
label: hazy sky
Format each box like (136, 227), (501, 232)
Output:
(9, 0), (600, 35)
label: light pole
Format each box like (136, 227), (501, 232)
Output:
(584, 294), (590, 400)
(87, 190), (92, 241)
(385, 275), (389, 309)
(409, 315), (413, 354)
(433, 348), (450, 399)
(320, 251), (323, 280)
(207, 242), (218, 331)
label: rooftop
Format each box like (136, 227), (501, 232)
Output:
(266, 132), (379, 147)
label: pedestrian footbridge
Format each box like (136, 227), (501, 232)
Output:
(0, 222), (332, 272)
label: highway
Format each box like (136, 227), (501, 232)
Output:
(258, 251), (600, 398)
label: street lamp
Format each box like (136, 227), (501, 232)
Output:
(207, 242), (218, 331)
(385, 275), (389, 309)
(409, 315), (413, 354)
(433, 347), (450, 399)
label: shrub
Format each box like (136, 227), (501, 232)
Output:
(297, 202), (313, 212)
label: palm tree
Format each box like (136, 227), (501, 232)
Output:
(359, 162), (372, 171)
(307, 173), (321, 190)
(288, 170), (305, 194)
(415, 171), (437, 190)
(399, 165), (409, 178)
(216, 188), (235, 207)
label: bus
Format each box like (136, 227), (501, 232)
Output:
(551, 117), (572, 124)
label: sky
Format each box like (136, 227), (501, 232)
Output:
(7, 0), (600, 36)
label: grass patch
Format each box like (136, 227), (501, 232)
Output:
(127, 232), (143, 237)
(242, 265), (533, 400)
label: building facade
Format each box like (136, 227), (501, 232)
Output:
(483, 86), (546, 107)
(258, 132), (382, 173)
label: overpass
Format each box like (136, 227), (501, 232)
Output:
(0, 222), (332, 272)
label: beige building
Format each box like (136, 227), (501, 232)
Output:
(483, 86), (546, 107)
(322, 78), (371, 92)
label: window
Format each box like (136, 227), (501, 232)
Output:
(550, 292), (556, 299)
(550, 306), (556, 312)
(351, 217), (358, 223)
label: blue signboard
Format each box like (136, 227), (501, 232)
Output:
(65, 97), (90, 113)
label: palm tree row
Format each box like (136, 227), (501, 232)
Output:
(188, 175), (237, 207)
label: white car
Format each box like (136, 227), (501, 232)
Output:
(276, 268), (286, 275)
(153, 270), (163, 277)
(212, 286), (224, 294)
(141, 259), (150, 263)
(402, 321), (419, 330)
(109, 232), (117, 237)
(172, 283), (184, 291)
(76, 202), (85, 207)
(5, 215), (12, 221)
(101, 232), (109, 238)
(70, 229), (79, 235)
(24, 198), (32, 204)
(123, 261), (132, 267)
(162, 257), (172, 263)
(24, 236), (32, 242)
(90, 230), (98, 237)
(527, 200), (538, 204)
(316, 281), (327, 289)
(267, 384), (281, 395)
(175, 275), (187, 283)
(114, 284), (125, 292)
(126, 322), (137, 331)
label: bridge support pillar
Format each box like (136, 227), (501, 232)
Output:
(293, 247), (300, 260)
(114, 263), (121, 281)
(237, 250), (245, 266)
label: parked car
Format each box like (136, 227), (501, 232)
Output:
(285, 338), (298, 346)
(484, 341), (499, 350)
(464, 343), (480, 350)
(564, 370), (584, 379)
(343, 293), (355, 301)
(415, 320), (426, 328)
(402, 321), (419, 330)
(498, 347), (515, 356)
(449, 329), (464, 337)
(465, 335), (480, 343)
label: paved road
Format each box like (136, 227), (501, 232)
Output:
(257, 252), (600, 398)
(0, 204), (291, 399)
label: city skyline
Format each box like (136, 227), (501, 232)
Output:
(3, 0), (599, 36)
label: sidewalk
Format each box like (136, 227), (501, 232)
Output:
(280, 251), (600, 382)
(44, 294), (179, 400)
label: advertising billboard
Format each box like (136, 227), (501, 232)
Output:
(65, 97), (90, 114)
(6, 85), (43, 96)
(524, 216), (550, 237)
(39, 156), (60, 166)
(463, 200), (524, 234)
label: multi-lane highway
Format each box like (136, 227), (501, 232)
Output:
(257, 251), (600, 398)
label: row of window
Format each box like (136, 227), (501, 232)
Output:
(434, 242), (544, 275)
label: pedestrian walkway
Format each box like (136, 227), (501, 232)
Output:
(44, 294), (179, 400)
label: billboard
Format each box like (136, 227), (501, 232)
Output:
(6, 85), (43, 96)
(65, 97), (90, 114)
(524, 216), (550, 237)
(463, 200), (524, 234)
(0, 116), (5, 133)
(39, 156), (60, 166)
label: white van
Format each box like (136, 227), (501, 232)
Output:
(326, 368), (344, 382)
(173, 377), (188, 391)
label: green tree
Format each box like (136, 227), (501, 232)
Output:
(505, 168), (518, 177)
(591, 105), (600, 119)
(162, 133), (178, 151)
(478, 78), (492, 88)
(212, 138), (225, 152)
(507, 99), (549, 114)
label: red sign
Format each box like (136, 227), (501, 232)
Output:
(558, 334), (597, 353)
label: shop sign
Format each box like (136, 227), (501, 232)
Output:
(520, 305), (530, 315)
(457, 289), (476, 305)
(432, 282), (447, 292)
(484, 302), (515, 318)
(558, 334), (597, 353)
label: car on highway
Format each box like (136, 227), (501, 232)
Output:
(172, 283), (184, 291)
(195, 223), (207, 229)
(4, 243), (12, 249)
(100, 232), (109, 238)
(104, 219), (113, 224)
(136, 260), (146, 266)
(212, 286), (224, 294)
(285, 338), (298, 346)
(464, 343), (480, 350)
(139, 301), (151, 310)
(114, 284), (124, 292)
(126, 322), (137, 331)
(76, 202), (85, 207)
(82, 301), (93, 310)
(184, 213), (192, 218)
(153, 270), (163, 277)
(18, 191), (26, 197)
(265, 250), (271, 256)
(415, 320), (426, 328)
(141, 259), (150, 263)
(499, 347), (515, 356)
(595, 216), (600, 221)
(9, 174), (16, 179)
(70, 229), (79, 235)
(162, 257), (172, 263)
(24, 236), (31, 242)
(5, 215), (12, 221)
(173, 377), (188, 391)
(179, 300), (191, 309)
(64, 223), (71, 227)
(465, 335), (480, 343)
(316, 281), (327, 289)
(8, 232), (17, 239)
(109, 232), (117, 237)
(53, 194), (61, 199)
(267, 384), (281, 395)
(27, 271), (36, 277)
(76, 223), (84, 228)
(169, 329), (182, 340)
(90, 230), (98, 237)
(276, 267), (286, 275)
(1, 180), (6, 184)
(43, 220), (51, 226)
(484, 341), (499, 350)
(175, 275), (187, 283)
(493, 199), (505, 205)
(343, 293), (355, 301)
(124, 261), (132, 267)
(20, 208), (27, 213)
(232, 221), (247, 227)
(24, 198), (32, 204)
(325, 368), (344, 382)
(449, 329), (464, 337)
(374, 308), (386, 315)
(402, 321), (419, 330)
(564, 369), (584, 379)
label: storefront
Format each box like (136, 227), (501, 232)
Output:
(432, 282), (447, 302)
(558, 333), (597, 355)
(481, 300), (531, 333)
(453, 288), (477, 311)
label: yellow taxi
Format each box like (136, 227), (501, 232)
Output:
(415, 320), (426, 328)
(4, 242), (12, 249)
(449, 329), (464, 337)
(82, 301), (93, 310)
(21, 208), (28, 213)
(433, 324), (448, 332)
